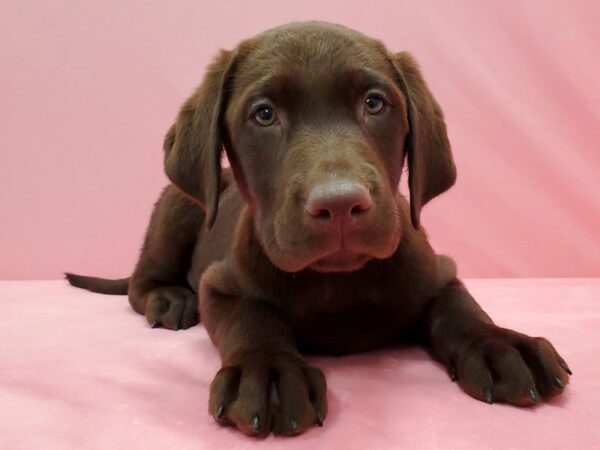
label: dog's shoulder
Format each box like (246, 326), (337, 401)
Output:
(391, 194), (456, 297)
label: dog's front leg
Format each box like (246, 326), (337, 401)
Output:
(199, 264), (327, 436)
(128, 185), (203, 330)
(424, 279), (571, 405)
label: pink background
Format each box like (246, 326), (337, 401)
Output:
(1, 0), (599, 279)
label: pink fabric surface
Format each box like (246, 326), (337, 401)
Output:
(2, 1), (600, 280)
(1, 279), (598, 449)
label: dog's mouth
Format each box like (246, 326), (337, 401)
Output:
(309, 250), (371, 273)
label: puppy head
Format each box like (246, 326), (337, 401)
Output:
(164, 22), (455, 273)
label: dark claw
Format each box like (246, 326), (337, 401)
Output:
(150, 320), (159, 329)
(252, 415), (260, 434)
(290, 418), (298, 433)
(216, 404), (225, 419)
(316, 411), (324, 427)
(529, 388), (538, 403)
(173, 323), (179, 331)
(554, 377), (565, 389)
(484, 388), (493, 404)
(449, 368), (458, 381)
(560, 362), (573, 375)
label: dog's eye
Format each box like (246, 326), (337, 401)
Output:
(254, 106), (277, 126)
(364, 95), (385, 115)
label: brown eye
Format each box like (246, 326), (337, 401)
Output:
(254, 106), (277, 126)
(365, 95), (385, 115)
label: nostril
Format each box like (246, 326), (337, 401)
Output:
(315, 208), (332, 220)
(350, 203), (369, 217)
(306, 201), (333, 219)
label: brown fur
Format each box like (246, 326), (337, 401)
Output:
(67, 21), (570, 437)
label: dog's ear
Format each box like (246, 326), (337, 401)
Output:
(390, 52), (456, 228)
(163, 50), (237, 228)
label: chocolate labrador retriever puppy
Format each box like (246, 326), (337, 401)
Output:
(67, 21), (570, 436)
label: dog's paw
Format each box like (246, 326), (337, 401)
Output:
(208, 351), (327, 436)
(451, 326), (571, 406)
(144, 286), (199, 330)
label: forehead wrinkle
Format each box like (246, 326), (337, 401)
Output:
(352, 67), (393, 88)
(350, 67), (406, 104)
(236, 73), (299, 109)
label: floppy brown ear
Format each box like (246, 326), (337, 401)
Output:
(163, 50), (237, 228)
(391, 52), (456, 228)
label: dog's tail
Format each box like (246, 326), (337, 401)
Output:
(65, 273), (129, 295)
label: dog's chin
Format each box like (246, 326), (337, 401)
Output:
(308, 250), (372, 273)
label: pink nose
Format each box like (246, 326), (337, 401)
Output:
(306, 180), (372, 230)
